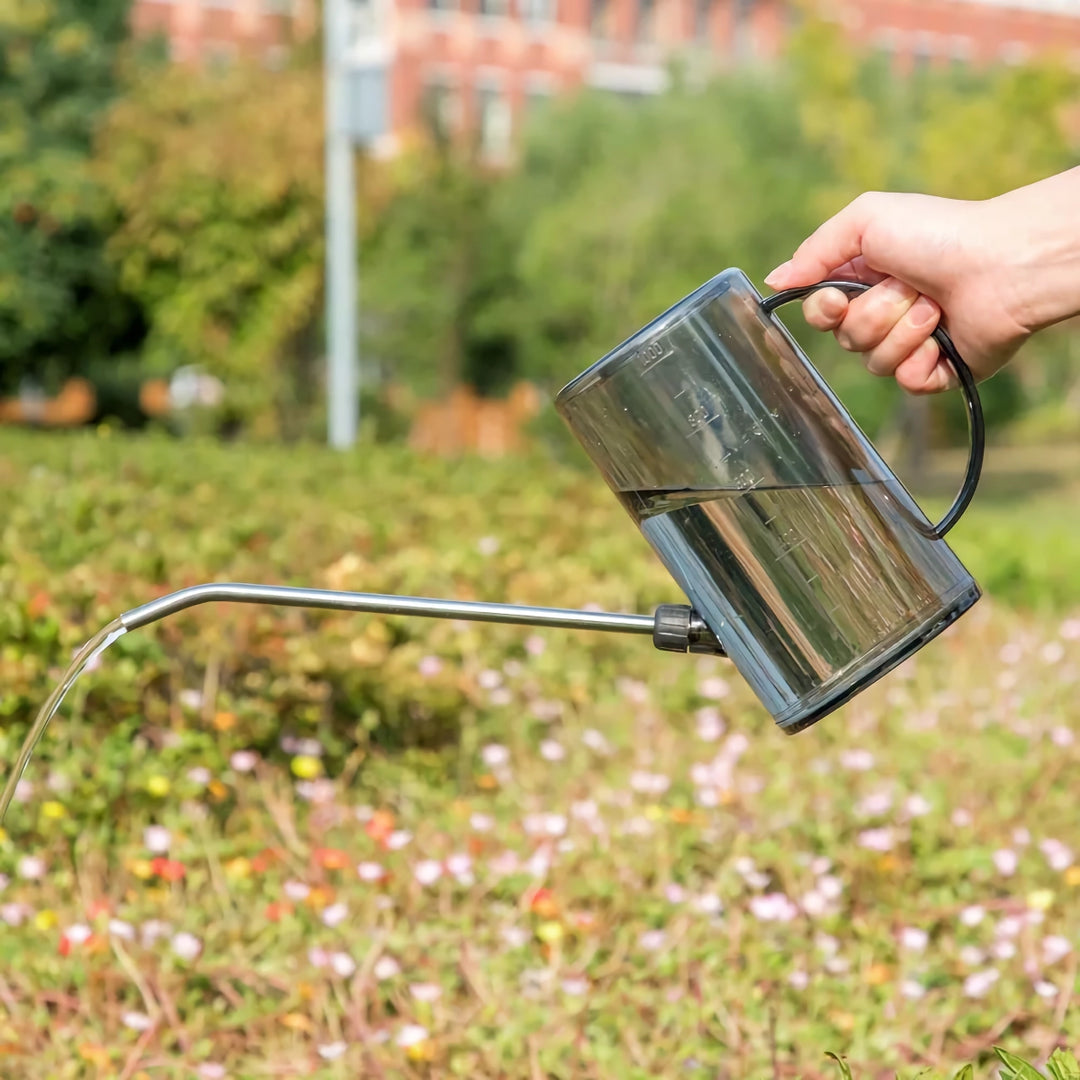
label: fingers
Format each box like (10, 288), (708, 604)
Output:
(895, 341), (957, 395)
(803, 287), (849, 331)
(765, 193), (878, 289)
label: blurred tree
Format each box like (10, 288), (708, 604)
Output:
(0, 0), (140, 394)
(96, 59), (329, 438)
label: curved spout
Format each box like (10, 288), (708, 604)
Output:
(120, 582), (657, 637)
(119, 583), (725, 656)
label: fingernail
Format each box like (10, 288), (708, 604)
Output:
(908, 296), (938, 328)
(764, 260), (793, 288)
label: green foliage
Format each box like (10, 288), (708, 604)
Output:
(95, 58), (327, 437)
(0, 429), (1079, 1074)
(0, 0), (139, 392)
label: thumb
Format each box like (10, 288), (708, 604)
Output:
(765, 195), (874, 289)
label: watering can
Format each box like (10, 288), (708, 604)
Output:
(112, 269), (983, 737)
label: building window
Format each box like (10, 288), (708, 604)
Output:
(422, 78), (458, 141)
(949, 35), (973, 67)
(1000, 41), (1030, 66)
(912, 31), (938, 72)
(635, 0), (656, 43)
(520, 0), (556, 26)
(261, 0), (294, 12)
(478, 0), (508, 16)
(476, 83), (512, 163)
(693, 0), (711, 42)
(732, 0), (755, 60)
(524, 72), (556, 114)
(428, 0), (455, 12)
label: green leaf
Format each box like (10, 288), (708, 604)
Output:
(1046, 1050), (1080, 1080)
(995, 1047), (1048, 1080)
(954, 1066), (975, 1080)
(826, 1052), (855, 1080)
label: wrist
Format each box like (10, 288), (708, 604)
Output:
(986, 167), (1080, 334)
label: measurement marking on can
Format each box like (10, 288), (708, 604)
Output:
(636, 340), (675, 374)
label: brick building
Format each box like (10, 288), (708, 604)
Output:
(130, 0), (1080, 157)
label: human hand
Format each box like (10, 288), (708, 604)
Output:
(764, 173), (1080, 394)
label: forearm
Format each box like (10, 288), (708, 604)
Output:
(986, 166), (1080, 334)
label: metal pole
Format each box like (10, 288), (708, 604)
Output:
(324, 0), (359, 449)
(119, 582), (658, 637)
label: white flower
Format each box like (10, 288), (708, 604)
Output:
(857, 791), (893, 817)
(171, 932), (202, 962)
(561, 976), (589, 996)
(0, 904), (26, 927)
(901, 979), (925, 1000)
(386, 830), (412, 850)
(122, 1011), (154, 1032)
(413, 860), (443, 886)
(1041, 642), (1066, 664)
(418, 655), (442, 678)
(143, 826), (171, 853)
(840, 749), (874, 771)
(525, 635), (545, 656)
(308, 947), (329, 969)
(1013, 827), (1031, 846)
(410, 983), (441, 1002)
(477, 669), (502, 690)
(630, 771), (670, 797)
(788, 970), (809, 990)
(470, 812), (494, 832)
(963, 969), (1000, 998)
(491, 850), (520, 876)
(951, 808), (973, 828)
(960, 946), (985, 967)
(63, 924), (92, 946)
(900, 927), (928, 952)
(694, 893), (723, 916)
(17, 856), (45, 880)
(664, 884), (686, 904)
(396, 1024), (429, 1048)
(991, 940), (1016, 960)
(321, 902), (348, 928)
(108, 918), (135, 941)
(817, 875), (843, 900)
(996, 915), (1023, 938)
(581, 729), (612, 755)
(1039, 839), (1074, 871)
(373, 956), (400, 981)
(960, 905), (985, 927)
(801, 891), (828, 917)
(540, 739), (566, 762)
(187, 767), (211, 785)
(179, 689), (202, 710)
(331, 952), (357, 978)
(903, 794), (933, 818)
(698, 676), (730, 700)
(501, 926), (529, 949)
(481, 743), (509, 768)
(357, 862), (387, 883)
(318, 1042), (347, 1060)
(197, 1066), (226, 1080)
(639, 930), (667, 951)
(140, 919), (172, 947)
(477, 536), (500, 556)
(1035, 980), (1058, 999)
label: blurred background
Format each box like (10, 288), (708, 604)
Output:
(6, 3), (1080, 1076)
(7, 0), (1080, 462)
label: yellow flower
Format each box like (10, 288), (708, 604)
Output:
(1028, 889), (1055, 911)
(1065, 867), (1080, 887)
(290, 755), (322, 780)
(40, 801), (67, 821)
(224, 857), (252, 881)
(129, 859), (154, 881)
(644, 805), (665, 822)
(145, 776), (171, 798)
(406, 1040), (435, 1063)
(33, 910), (57, 932)
(536, 921), (564, 944)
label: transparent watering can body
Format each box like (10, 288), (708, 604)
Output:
(2, 270), (989, 824)
(556, 268), (984, 733)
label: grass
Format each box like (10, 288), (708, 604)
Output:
(0, 428), (1079, 1077)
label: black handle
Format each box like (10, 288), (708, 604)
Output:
(760, 279), (984, 539)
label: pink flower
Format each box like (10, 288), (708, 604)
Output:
(857, 828), (895, 852)
(993, 849), (1018, 876)
(330, 952), (357, 978)
(695, 707), (725, 741)
(143, 826), (171, 853)
(664, 884), (686, 904)
(901, 979), (925, 1000)
(1039, 839), (1074, 871)
(318, 1042), (347, 1060)
(386, 830), (412, 850)
(856, 791), (893, 817)
(17, 856), (45, 881)
(1050, 726), (1075, 748)
(491, 851), (520, 877)
(501, 926), (529, 948)
(698, 677), (730, 701)
(308, 947), (329, 969)
(561, 976), (589, 995)
(357, 862), (387, 883)
(108, 919), (135, 941)
(581, 729), (612, 755)
(469, 812), (494, 832)
(903, 794), (932, 818)
(630, 771), (670, 797)
(788, 970), (809, 990)
(410, 983), (441, 1002)
(198, 1066), (226, 1079)
(418, 656), (442, 678)
(229, 750), (258, 773)
(960, 946), (985, 966)
(478, 669), (502, 690)
(817, 875), (843, 900)
(187, 767), (211, 785)
(1042, 935), (1072, 965)
(1013, 827), (1031, 847)
(63, 924), (92, 947)
(694, 894), (723, 915)
(481, 744), (509, 769)
(446, 854), (472, 878)
(525, 635), (546, 656)
(992, 941), (1016, 960)
(284, 881), (310, 902)
(749, 893), (798, 922)
(800, 891), (828, 917)
(963, 969), (1000, 998)
(1035, 980), (1058, 999)
(396, 1024), (430, 1048)
(951, 808), (973, 827)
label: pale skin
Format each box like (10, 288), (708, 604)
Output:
(764, 167), (1080, 394)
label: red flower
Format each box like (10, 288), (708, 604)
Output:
(365, 810), (395, 847)
(528, 888), (559, 919)
(314, 848), (351, 871)
(265, 901), (294, 923)
(251, 847), (283, 874)
(150, 857), (186, 882)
